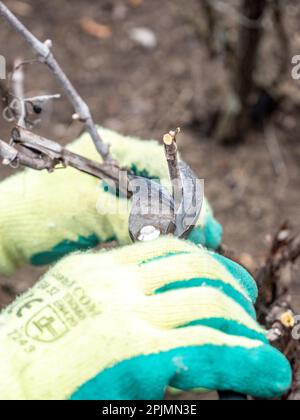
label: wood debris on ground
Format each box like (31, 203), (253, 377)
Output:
(80, 18), (112, 40)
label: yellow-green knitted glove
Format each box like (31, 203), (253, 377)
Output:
(0, 127), (222, 276)
(0, 237), (291, 400)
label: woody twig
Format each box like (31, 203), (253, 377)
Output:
(255, 223), (300, 400)
(0, 126), (130, 197)
(256, 223), (300, 314)
(8, 59), (61, 128)
(163, 128), (183, 212)
(11, 59), (26, 127)
(0, 1), (111, 161)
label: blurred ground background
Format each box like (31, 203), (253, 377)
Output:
(0, 0), (299, 320)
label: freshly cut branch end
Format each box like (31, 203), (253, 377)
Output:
(163, 133), (173, 146)
(163, 127), (181, 146)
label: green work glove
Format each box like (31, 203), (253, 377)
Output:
(0, 127), (222, 276)
(0, 237), (291, 400)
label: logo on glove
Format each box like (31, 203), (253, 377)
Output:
(25, 306), (69, 343)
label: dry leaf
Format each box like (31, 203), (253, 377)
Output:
(129, 0), (143, 7)
(80, 18), (112, 39)
(9, 1), (32, 16)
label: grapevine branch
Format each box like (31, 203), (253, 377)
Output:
(220, 222), (300, 400)
(0, 127), (131, 197)
(255, 223), (300, 400)
(0, 3), (183, 209)
(0, 1), (111, 161)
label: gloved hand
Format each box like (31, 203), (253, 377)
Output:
(0, 237), (291, 400)
(0, 127), (222, 276)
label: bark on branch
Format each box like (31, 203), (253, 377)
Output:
(214, 0), (267, 143)
(256, 223), (300, 312)
(2, 126), (130, 197)
(255, 222), (300, 400)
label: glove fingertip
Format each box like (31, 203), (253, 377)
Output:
(212, 253), (258, 304)
(187, 218), (223, 250)
(246, 345), (292, 398)
(203, 217), (223, 250)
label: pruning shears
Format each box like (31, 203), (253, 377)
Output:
(128, 128), (203, 243)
